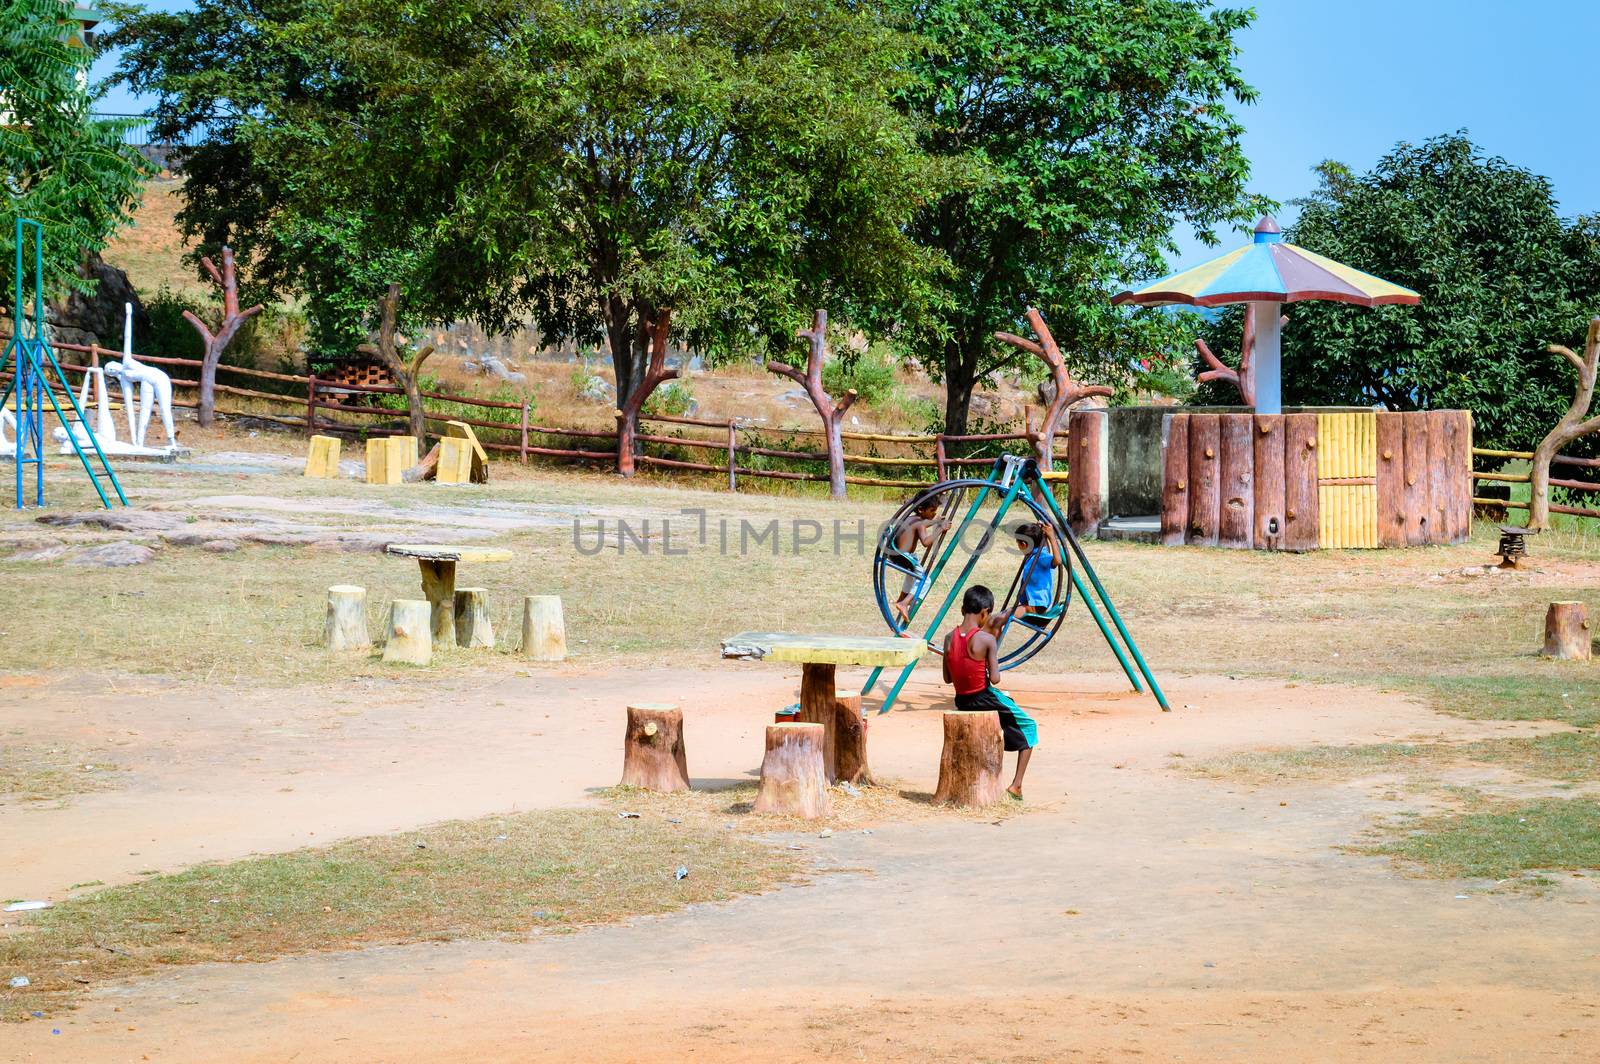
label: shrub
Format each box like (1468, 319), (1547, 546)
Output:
(822, 345), (899, 407)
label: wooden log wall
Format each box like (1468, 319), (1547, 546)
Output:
(1066, 408), (1107, 535)
(1158, 410), (1472, 551)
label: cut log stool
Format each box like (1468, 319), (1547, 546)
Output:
(453, 588), (493, 648)
(323, 584), (370, 651)
(1542, 601), (1592, 661)
(754, 722), (832, 819)
(304, 435), (341, 478)
(522, 595), (567, 661)
(383, 599), (433, 665)
(833, 689), (871, 787)
(619, 703), (690, 792)
(933, 711), (1005, 807)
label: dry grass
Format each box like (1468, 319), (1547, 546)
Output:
(0, 741), (119, 805)
(1182, 731), (1600, 788)
(0, 807), (801, 1022)
(101, 178), (205, 298)
(601, 779), (1029, 832)
(5, 449), (1600, 710)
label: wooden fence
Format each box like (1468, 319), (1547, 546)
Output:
(2, 335), (1070, 494)
(1470, 447), (1600, 521)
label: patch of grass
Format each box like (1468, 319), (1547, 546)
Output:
(1459, 730), (1600, 782)
(0, 807), (800, 1022)
(0, 745), (118, 804)
(1414, 674), (1600, 729)
(1358, 795), (1600, 879)
(1184, 730), (1600, 787)
(1182, 743), (1434, 784)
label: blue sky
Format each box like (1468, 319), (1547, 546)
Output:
(93, 0), (1600, 276)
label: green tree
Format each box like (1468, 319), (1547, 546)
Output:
(1, 0), (148, 301)
(887, 0), (1262, 434)
(113, 0), (940, 429)
(1226, 133), (1600, 451)
(106, 0), (399, 350)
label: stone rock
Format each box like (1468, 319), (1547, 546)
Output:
(38, 511), (183, 535)
(1036, 379), (1057, 407)
(969, 393), (999, 419)
(65, 542), (157, 567)
(55, 255), (151, 347)
(778, 388), (808, 406)
(201, 539), (239, 553)
(578, 375), (615, 404)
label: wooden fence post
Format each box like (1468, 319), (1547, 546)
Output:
(519, 400), (530, 464)
(306, 374), (317, 436)
(727, 419), (737, 492)
(935, 435), (947, 481)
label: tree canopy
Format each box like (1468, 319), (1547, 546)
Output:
(2, 0), (148, 301)
(112, 0), (942, 402)
(887, 0), (1263, 433)
(1198, 133), (1600, 451)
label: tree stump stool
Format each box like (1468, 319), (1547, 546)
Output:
(833, 689), (871, 787)
(754, 722), (831, 819)
(323, 585), (370, 651)
(933, 711), (1004, 808)
(619, 703), (690, 792)
(383, 599), (433, 665)
(453, 588), (493, 648)
(1542, 601), (1592, 661)
(522, 595), (567, 661)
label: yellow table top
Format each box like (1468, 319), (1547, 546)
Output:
(385, 544), (513, 563)
(721, 632), (924, 668)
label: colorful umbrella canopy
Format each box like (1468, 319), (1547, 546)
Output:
(1111, 217), (1420, 413)
(1112, 217), (1420, 308)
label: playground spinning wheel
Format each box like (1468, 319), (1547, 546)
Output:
(872, 476), (1072, 671)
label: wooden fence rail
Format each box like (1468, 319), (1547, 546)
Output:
(1469, 446), (1600, 521)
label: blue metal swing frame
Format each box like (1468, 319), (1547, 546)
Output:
(1, 219), (126, 510)
(863, 455), (1167, 713)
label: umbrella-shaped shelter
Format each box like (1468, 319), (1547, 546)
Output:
(1112, 216), (1420, 414)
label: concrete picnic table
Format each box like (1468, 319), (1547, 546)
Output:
(721, 632), (924, 783)
(386, 543), (513, 643)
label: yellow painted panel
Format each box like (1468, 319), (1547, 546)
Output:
(437, 437), (475, 484)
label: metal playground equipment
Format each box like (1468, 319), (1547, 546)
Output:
(0, 218), (126, 509)
(866, 454), (1167, 713)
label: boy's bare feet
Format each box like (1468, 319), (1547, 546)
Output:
(1006, 785), (1023, 801)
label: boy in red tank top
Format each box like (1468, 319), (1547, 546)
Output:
(941, 584), (1037, 799)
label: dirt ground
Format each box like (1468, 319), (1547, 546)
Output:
(5, 665), (1597, 1062)
(3, 435), (1600, 1061)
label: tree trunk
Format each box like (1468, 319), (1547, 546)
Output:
(796, 662), (840, 781)
(383, 599), (432, 666)
(933, 711), (1004, 808)
(453, 587), (493, 648)
(1531, 320), (1600, 530)
(1186, 413), (1220, 546)
(833, 690), (871, 787)
(614, 304), (675, 478)
(942, 338), (977, 437)
(620, 703), (690, 792)
(199, 343), (220, 427)
(403, 374), (427, 444)
(754, 722), (831, 819)
(1542, 602), (1591, 661)
(418, 558), (457, 644)
(522, 594), (567, 661)
(404, 442), (441, 482)
(323, 585), (370, 651)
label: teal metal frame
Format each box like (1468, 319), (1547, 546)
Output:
(1, 219), (126, 509)
(863, 455), (1167, 713)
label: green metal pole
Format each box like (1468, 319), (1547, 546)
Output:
(1034, 473), (1170, 711)
(875, 471), (1027, 714)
